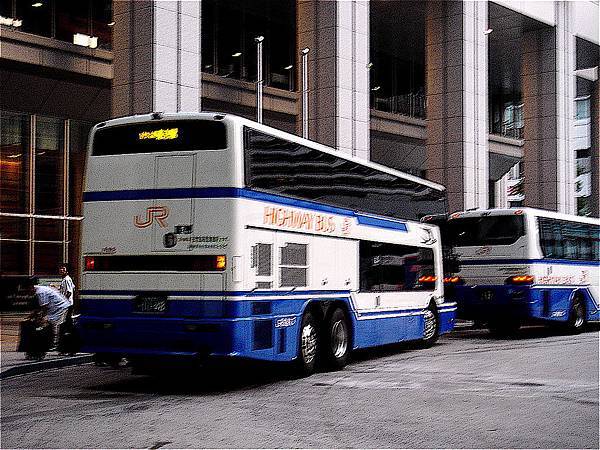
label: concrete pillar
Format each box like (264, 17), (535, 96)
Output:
(112, 1), (201, 117)
(522, 4), (576, 213)
(297, 0), (370, 159)
(425, 0), (489, 213)
(591, 79), (599, 217)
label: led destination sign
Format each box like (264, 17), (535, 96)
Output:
(92, 120), (227, 155)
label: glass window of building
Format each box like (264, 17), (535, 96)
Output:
(91, 0), (112, 49)
(56, 0), (89, 44)
(1, 0), (13, 17)
(35, 116), (64, 216)
(201, 0), (296, 91)
(0, 113), (91, 304)
(16, 0), (51, 37)
(370, 1), (426, 118)
(6, 0), (112, 49)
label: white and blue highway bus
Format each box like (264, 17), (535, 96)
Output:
(441, 208), (599, 334)
(78, 112), (456, 374)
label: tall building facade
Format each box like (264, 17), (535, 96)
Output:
(1, 0), (598, 308)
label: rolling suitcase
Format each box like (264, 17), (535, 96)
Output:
(18, 319), (52, 360)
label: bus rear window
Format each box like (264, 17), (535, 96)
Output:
(92, 120), (227, 155)
(448, 216), (525, 247)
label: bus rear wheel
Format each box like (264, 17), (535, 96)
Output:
(421, 303), (439, 347)
(566, 297), (586, 334)
(323, 307), (350, 370)
(296, 310), (320, 376)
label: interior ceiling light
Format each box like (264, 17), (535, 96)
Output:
(483, 28), (493, 35)
(231, 52), (242, 57)
(108, 21), (115, 26)
(283, 65), (293, 70)
(32, 2), (43, 7)
(0, 16), (22, 27)
(371, 86), (381, 91)
(367, 62), (373, 68)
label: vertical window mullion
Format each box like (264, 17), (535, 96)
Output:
(50, 0), (56, 39)
(63, 119), (70, 264)
(29, 115), (36, 276)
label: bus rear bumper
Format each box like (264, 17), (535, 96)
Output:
(78, 315), (299, 362)
(450, 285), (586, 324)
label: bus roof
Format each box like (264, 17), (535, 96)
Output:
(449, 207), (600, 225)
(93, 112), (446, 193)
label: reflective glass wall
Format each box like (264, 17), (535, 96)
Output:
(0, 0), (112, 49)
(201, 0), (296, 91)
(0, 112), (90, 310)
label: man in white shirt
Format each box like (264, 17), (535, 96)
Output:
(59, 264), (75, 308)
(23, 278), (71, 350)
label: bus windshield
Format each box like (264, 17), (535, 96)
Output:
(448, 215), (525, 247)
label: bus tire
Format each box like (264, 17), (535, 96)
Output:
(421, 303), (439, 347)
(296, 310), (320, 376)
(566, 296), (586, 334)
(323, 307), (350, 370)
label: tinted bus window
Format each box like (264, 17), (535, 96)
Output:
(359, 241), (435, 292)
(448, 216), (525, 246)
(92, 120), (227, 156)
(244, 128), (447, 221)
(538, 217), (599, 261)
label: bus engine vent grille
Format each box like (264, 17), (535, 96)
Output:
(280, 243), (307, 266)
(253, 319), (273, 350)
(280, 267), (307, 287)
(252, 243), (272, 276)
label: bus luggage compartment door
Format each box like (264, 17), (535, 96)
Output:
(152, 154), (195, 252)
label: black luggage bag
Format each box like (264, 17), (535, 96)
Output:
(18, 320), (52, 359)
(57, 314), (80, 355)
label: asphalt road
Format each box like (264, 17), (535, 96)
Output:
(1, 326), (598, 449)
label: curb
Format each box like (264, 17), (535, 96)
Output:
(1, 354), (94, 379)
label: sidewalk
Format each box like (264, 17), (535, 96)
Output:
(1, 313), (93, 379)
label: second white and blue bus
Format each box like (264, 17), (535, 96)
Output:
(439, 208), (599, 334)
(78, 112), (456, 374)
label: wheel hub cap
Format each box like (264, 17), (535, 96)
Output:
(330, 320), (348, 358)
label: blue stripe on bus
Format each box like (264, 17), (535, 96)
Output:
(459, 258), (600, 267)
(80, 289), (353, 297)
(82, 187), (409, 231)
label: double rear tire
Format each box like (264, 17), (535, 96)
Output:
(296, 307), (350, 376)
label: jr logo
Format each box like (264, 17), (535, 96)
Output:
(134, 206), (169, 228)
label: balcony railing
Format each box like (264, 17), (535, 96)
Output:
(372, 93), (426, 119)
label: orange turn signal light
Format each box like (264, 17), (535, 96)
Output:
(418, 275), (438, 284)
(215, 255), (226, 270)
(443, 276), (463, 284)
(506, 275), (534, 285)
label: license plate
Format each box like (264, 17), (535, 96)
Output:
(480, 290), (494, 301)
(134, 295), (168, 313)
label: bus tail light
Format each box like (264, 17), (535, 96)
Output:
(418, 275), (438, 284)
(85, 256), (95, 271)
(444, 276), (464, 285)
(215, 255), (226, 270)
(506, 275), (535, 285)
